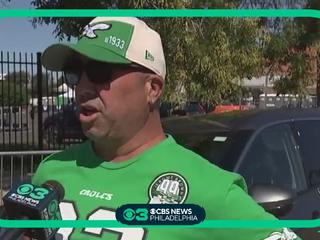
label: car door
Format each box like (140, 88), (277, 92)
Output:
(235, 123), (307, 194)
(235, 122), (318, 239)
(290, 120), (320, 238)
(293, 120), (320, 196)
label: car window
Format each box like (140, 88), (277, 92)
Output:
(191, 132), (233, 166)
(189, 130), (252, 171)
(294, 120), (320, 187)
(236, 123), (306, 192)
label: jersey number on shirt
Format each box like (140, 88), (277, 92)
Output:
(57, 202), (146, 240)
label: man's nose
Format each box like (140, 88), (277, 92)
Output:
(75, 72), (97, 102)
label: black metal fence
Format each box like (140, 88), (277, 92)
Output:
(1, 51), (319, 151)
(0, 150), (60, 205)
(0, 51), (82, 151)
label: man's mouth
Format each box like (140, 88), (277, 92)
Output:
(81, 108), (97, 116)
(79, 106), (99, 122)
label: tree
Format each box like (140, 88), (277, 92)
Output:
(240, 0), (308, 34)
(155, 17), (262, 104)
(260, 19), (313, 96)
(29, 72), (64, 98)
(296, 0), (320, 106)
(273, 51), (313, 95)
(240, 0), (319, 103)
(25, 0), (264, 105)
(0, 71), (29, 106)
(29, 0), (238, 40)
(240, 0), (306, 8)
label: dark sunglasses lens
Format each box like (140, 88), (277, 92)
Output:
(86, 62), (112, 84)
(64, 71), (80, 86)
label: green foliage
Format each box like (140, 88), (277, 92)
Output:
(0, 71), (29, 106)
(260, 19), (314, 96)
(144, 17), (262, 104)
(296, 0), (320, 47)
(263, 20), (302, 65)
(273, 52), (313, 95)
(29, 0), (262, 104)
(29, 73), (63, 97)
(1, 0), (317, 104)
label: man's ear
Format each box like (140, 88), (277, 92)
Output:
(145, 74), (164, 105)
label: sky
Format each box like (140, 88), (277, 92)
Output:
(0, 0), (69, 54)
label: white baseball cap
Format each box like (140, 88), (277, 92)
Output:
(42, 17), (166, 80)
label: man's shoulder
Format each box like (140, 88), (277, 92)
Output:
(44, 141), (89, 163)
(32, 141), (90, 185)
(166, 140), (246, 191)
(170, 140), (239, 176)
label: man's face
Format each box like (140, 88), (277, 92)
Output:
(73, 58), (151, 142)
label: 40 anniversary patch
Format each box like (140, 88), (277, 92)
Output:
(148, 172), (188, 204)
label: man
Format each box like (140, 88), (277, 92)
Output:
(32, 17), (300, 240)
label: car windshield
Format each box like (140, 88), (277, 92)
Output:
(178, 130), (252, 170)
(187, 103), (201, 113)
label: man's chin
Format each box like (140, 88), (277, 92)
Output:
(82, 127), (107, 142)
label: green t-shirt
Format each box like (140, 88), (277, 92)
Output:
(32, 135), (300, 240)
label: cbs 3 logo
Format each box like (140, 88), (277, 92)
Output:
(122, 208), (148, 221)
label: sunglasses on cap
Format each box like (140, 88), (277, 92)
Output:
(63, 60), (152, 87)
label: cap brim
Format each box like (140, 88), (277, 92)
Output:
(42, 43), (131, 71)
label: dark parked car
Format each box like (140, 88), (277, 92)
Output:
(43, 104), (86, 145)
(171, 101), (206, 116)
(162, 108), (320, 239)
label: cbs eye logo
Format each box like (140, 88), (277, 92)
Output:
(122, 208), (148, 221)
(17, 183), (49, 200)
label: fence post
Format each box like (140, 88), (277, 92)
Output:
(37, 52), (43, 150)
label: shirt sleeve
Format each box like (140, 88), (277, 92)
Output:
(31, 161), (44, 185)
(31, 154), (52, 186)
(216, 183), (302, 240)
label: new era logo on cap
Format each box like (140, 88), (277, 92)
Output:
(145, 50), (154, 62)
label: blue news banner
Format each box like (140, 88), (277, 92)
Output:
(116, 204), (205, 225)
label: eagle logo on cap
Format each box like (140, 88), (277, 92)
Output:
(81, 23), (112, 39)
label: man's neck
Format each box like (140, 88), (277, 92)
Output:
(93, 118), (166, 162)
